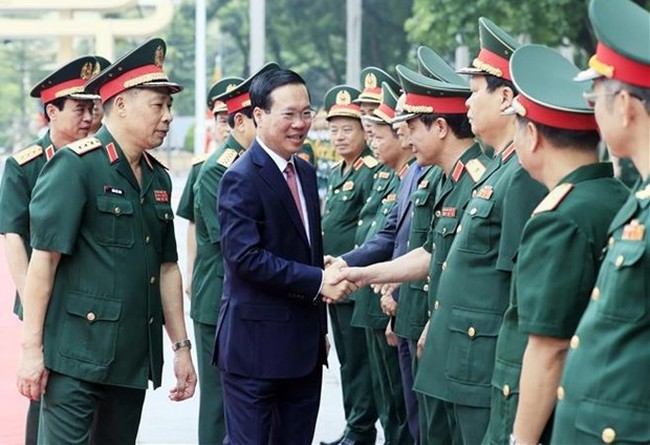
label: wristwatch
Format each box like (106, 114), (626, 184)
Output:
(172, 339), (192, 352)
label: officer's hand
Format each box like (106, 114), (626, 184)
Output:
(416, 320), (430, 360)
(385, 321), (398, 347)
(17, 345), (49, 401)
(340, 266), (371, 288)
(380, 282), (399, 299)
(380, 293), (398, 316)
(169, 349), (197, 402)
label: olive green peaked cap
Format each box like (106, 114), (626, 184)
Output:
(30, 55), (101, 104)
(417, 46), (468, 86)
(214, 62), (280, 114)
(355, 67), (401, 104)
(505, 44), (598, 131)
(365, 82), (399, 125)
(207, 76), (245, 113)
(324, 85), (362, 120)
(457, 17), (521, 81)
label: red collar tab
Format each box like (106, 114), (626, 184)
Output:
(105, 143), (119, 164)
(451, 160), (464, 182)
(501, 142), (516, 161)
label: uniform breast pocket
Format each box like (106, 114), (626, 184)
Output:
(445, 308), (502, 386)
(457, 198), (494, 254)
(434, 217), (459, 262)
(411, 191), (434, 234)
(59, 292), (122, 366)
(575, 399), (650, 443)
(597, 241), (647, 321)
(95, 195), (135, 248)
(152, 204), (175, 252)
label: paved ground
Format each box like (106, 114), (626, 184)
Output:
(0, 167), (385, 445)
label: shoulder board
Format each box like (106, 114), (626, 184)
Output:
(216, 148), (238, 168)
(533, 183), (574, 215)
(145, 152), (168, 170)
(192, 153), (210, 165)
(12, 144), (43, 166)
(465, 159), (486, 183)
(67, 137), (102, 156)
(297, 152), (311, 162)
(362, 155), (379, 168)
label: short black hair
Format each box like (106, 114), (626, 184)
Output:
(227, 106), (254, 129)
(516, 115), (600, 151)
(485, 74), (518, 95)
(249, 68), (309, 111)
(43, 97), (66, 123)
(418, 112), (474, 139)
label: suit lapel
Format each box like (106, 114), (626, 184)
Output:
(252, 143), (310, 247)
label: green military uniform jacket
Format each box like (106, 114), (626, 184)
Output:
(176, 153), (209, 222)
(552, 176), (650, 444)
(322, 146), (380, 303)
(393, 165), (443, 341)
(29, 126), (177, 389)
(417, 144), (547, 407)
(350, 164), (403, 329)
(191, 134), (245, 325)
(484, 163), (628, 444)
(0, 131), (58, 318)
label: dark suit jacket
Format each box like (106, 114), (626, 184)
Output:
(214, 140), (327, 379)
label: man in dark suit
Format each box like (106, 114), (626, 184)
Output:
(215, 67), (356, 444)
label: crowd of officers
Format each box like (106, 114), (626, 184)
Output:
(0, 0), (648, 443)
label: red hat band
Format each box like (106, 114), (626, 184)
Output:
(360, 86), (382, 101)
(225, 92), (251, 114)
(516, 96), (598, 131)
(373, 103), (395, 122)
(590, 42), (650, 88)
(40, 78), (86, 104)
(99, 64), (168, 103)
(473, 48), (512, 81)
(403, 93), (468, 114)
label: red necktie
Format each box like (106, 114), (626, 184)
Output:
(285, 162), (305, 225)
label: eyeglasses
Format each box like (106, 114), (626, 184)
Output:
(583, 89), (645, 108)
(264, 109), (315, 123)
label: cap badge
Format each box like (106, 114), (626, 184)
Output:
(336, 90), (351, 105)
(80, 62), (94, 80)
(92, 62), (102, 76)
(365, 72), (377, 88)
(226, 83), (238, 92)
(154, 45), (165, 67)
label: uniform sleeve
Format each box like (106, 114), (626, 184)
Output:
(516, 213), (595, 338)
(176, 164), (199, 221)
(196, 163), (225, 245)
(0, 157), (31, 236)
(158, 172), (178, 263)
(342, 203), (397, 266)
(496, 165), (547, 272)
(29, 150), (87, 255)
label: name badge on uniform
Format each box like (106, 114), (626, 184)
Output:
(442, 207), (456, 217)
(418, 180), (429, 189)
(622, 219), (645, 241)
(476, 185), (493, 200)
(154, 190), (169, 203)
(342, 181), (354, 191)
(103, 185), (124, 196)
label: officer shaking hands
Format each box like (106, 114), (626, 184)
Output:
(17, 37), (196, 444)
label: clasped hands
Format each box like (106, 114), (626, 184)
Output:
(321, 255), (382, 304)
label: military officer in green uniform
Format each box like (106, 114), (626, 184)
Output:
(176, 76), (243, 299)
(191, 63), (275, 444)
(298, 140), (318, 166)
(339, 81), (413, 445)
(321, 85), (381, 445)
(551, 1), (650, 443)
(16, 38), (197, 443)
(89, 56), (112, 135)
(0, 55), (98, 445)
(342, 60), (489, 444)
(354, 67), (401, 145)
(482, 44), (629, 445)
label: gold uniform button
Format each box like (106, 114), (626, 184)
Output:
(164, 212), (170, 220)
(114, 206), (122, 215)
(354, 244), (359, 249)
(334, 189), (340, 194)
(442, 261), (447, 271)
(427, 275), (431, 283)
(468, 326), (476, 338)
(591, 287), (600, 301)
(358, 220), (363, 226)
(469, 207), (478, 215)
(557, 386), (565, 400)
(615, 255), (624, 267)
(150, 276), (156, 284)
(427, 310), (431, 318)
(435, 210), (442, 218)
(442, 227), (447, 235)
(423, 284), (429, 292)
(502, 384), (510, 397)
(366, 197), (372, 203)
(434, 300), (440, 310)
(86, 312), (96, 322)
(415, 199), (420, 205)
(472, 190), (477, 198)
(342, 196), (348, 201)
(608, 237), (615, 247)
(570, 335), (580, 349)
(601, 427), (616, 444)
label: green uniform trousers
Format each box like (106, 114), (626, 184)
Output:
(193, 320), (227, 444)
(366, 328), (410, 445)
(39, 371), (145, 445)
(443, 401), (490, 445)
(26, 400), (40, 445)
(329, 303), (377, 443)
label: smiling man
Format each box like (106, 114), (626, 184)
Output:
(16, 38), (197, 444)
